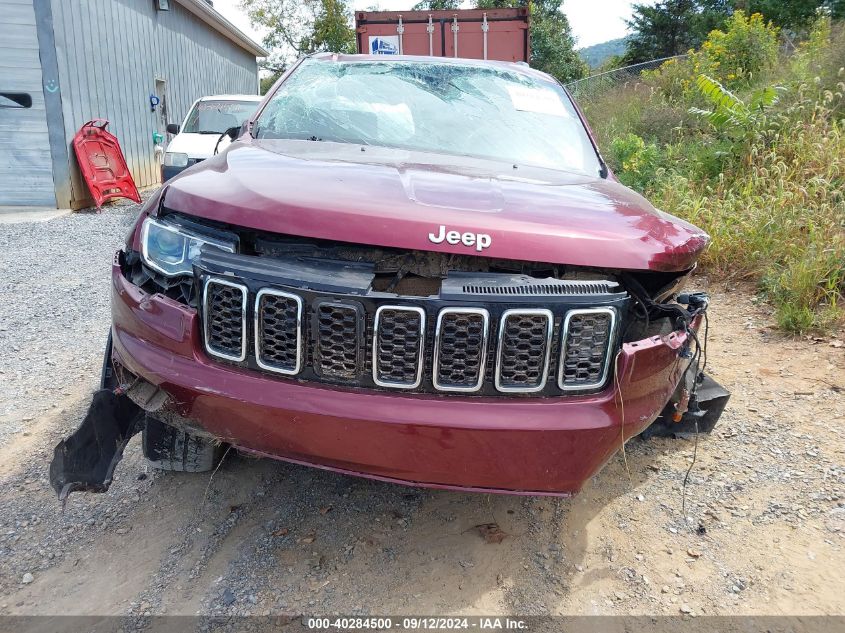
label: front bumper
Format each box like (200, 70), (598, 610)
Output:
(161, 158), (205, 182)
(161, 164), (186, 182)
(110, 261), (696, 495)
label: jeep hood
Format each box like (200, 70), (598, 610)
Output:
(160, 140), (709, 272)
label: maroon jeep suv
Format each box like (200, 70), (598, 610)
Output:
(51, 54), (728, 499)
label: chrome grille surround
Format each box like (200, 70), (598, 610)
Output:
(494, 309), (553, 393)
(196, 249), (626, 396)
(558, 307), (617, 392)
(372, 305), (426, 389)
(433, 308), (490, 393)
(202, 277), (247, 362)
(254, 288), (303, 375)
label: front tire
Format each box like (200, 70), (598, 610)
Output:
(142, 418), (223, 472)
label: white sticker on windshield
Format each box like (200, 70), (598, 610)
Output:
(506, 84), (569, 117)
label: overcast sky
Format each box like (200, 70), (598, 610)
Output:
(212, 0), (647, 50)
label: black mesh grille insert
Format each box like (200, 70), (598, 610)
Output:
(560, 310), (614, 389)
(314, 302), (361, 379)
(374, 307), (424, 386)
(256, 291), (301, 373)
(496, 311), (551, 391)
(435, 310), (487, 391)
(204, 280), (245, 359)
(462, 281), (614, 296)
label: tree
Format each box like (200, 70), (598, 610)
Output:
(736, 0), (844, 29)
(260, 69), (284, 95)
(530, 5), (588, 82)
(473, 0), (587, 82)
(697, 0), (735, 33)
(412, 0), (461, 10)
(624, 0), (732, 63)
(240, 0), (355, 68)
(474, 0), (521, 8)
(300, 0), (357, 54)
(625, 0), (700, 63)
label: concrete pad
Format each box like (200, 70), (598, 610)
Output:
(0, 206), (72, 224)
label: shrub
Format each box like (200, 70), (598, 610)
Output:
(644, 11), (781, 99)
(642, 56), (698, 100)
(689, 74), (785, 148)
(695, 11), (780, 86)
(609, 133), (662, 191)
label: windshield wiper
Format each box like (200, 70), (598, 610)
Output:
(197, 130), (223, 135)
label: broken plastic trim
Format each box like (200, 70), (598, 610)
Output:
(49, 389), (144, 504)
(49, 331), (145, 504)
(641, 374), (731, 439)
(666, 374), (731, 436)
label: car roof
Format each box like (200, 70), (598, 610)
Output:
(306, 52), (556, 84)
(197, 94), (263, 102)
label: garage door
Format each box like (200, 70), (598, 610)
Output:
(0, 0), (55, 206)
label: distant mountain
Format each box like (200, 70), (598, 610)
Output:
(579, 37), (628, 68)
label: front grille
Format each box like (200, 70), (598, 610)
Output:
(559, 308), (616, 391)
(203, 278), (247, 361)
(434, 308), (489, 392)
(255, 289), (302, 375)
(200, 276), (620, 396)
(314, 301), (362, 379)
(373, 306), (425, 388)
(495, 310), (553, 393)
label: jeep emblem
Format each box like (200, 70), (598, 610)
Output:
(428, 225), (492, 252)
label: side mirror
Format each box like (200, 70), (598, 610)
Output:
(0, 93), (33, 109)
(213, 126), (243, 155)
(166, 123), (180, 135)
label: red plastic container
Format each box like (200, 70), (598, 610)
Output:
(355, 8), (529, 62)
(72, 119), (141, 208)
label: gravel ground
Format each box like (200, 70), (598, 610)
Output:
(0, 202), (843, 622)
(0, 199), (139, 442)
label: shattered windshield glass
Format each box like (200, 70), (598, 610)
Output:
(254, 59), (602, 175)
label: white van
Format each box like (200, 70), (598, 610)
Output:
(162, 94), (263, 181)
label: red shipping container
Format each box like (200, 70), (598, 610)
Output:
(355, 8), (529, 63)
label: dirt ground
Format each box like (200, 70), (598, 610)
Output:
(0, 224), (843, 619)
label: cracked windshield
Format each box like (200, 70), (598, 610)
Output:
(254, 59), (603, 175)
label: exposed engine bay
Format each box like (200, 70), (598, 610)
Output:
(127, 209), (692, 341)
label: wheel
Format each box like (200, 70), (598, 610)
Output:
(142, 417), (223, 472)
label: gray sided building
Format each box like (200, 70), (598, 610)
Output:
(0, 0), (267, 209)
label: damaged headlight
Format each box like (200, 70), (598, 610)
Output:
(140, 217), (236, 277)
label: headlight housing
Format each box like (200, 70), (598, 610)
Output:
(141, 216), (236, 277)
(163, 152), (189, 167)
